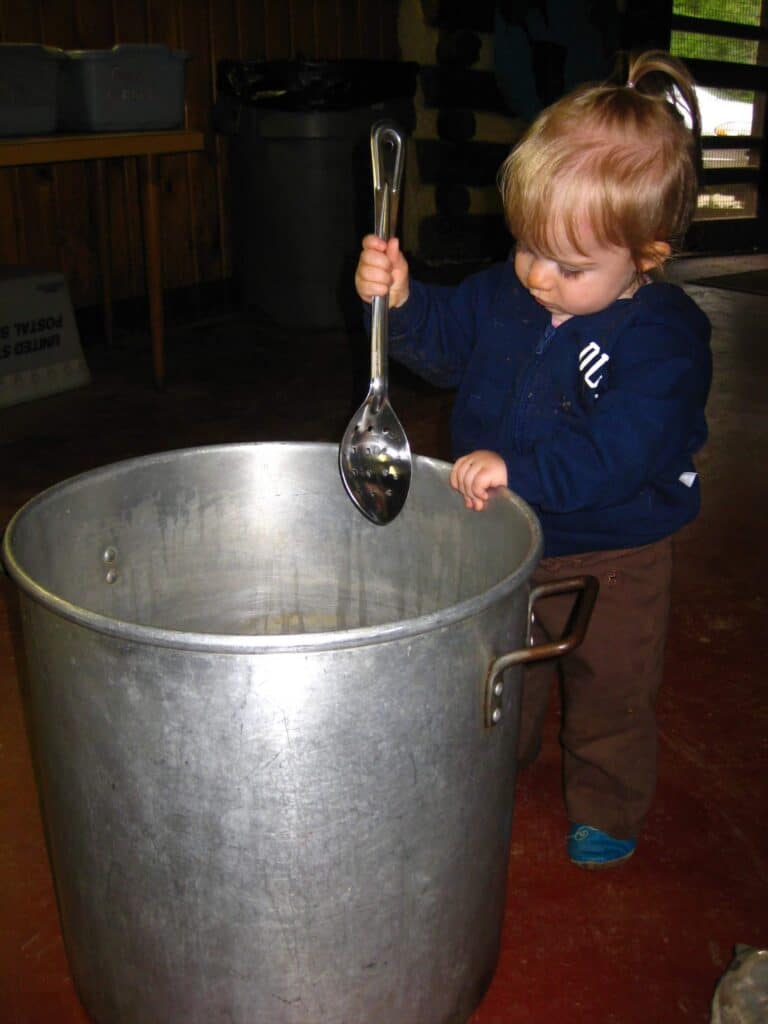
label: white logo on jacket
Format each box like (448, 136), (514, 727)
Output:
(579, 342), (610, 392)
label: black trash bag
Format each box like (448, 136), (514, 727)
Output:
(217, 57), (418, 112)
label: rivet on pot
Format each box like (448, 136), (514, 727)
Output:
(105, 569), (119, 584)
(102, 547), (118, 563)
(485, 670), (506, 728)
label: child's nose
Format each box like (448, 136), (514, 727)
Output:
(527, 257), (553, 290)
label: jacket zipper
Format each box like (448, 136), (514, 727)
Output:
(510, 321), (559, 450)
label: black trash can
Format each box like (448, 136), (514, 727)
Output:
(216, 58), (418, 329)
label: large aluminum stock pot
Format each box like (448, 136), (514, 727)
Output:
(2, 442), (596, 1024)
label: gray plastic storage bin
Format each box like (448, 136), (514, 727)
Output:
(0, 44), (65, 136)
(58, 44), (190, 132)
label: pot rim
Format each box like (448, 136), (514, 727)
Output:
(2, 442), (543, 654)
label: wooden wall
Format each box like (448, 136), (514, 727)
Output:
(0, 0), (401, 313)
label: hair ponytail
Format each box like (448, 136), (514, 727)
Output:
(626, 50), (702, 144)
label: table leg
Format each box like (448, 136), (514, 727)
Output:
(94, 160), (114, 347)
(142, 153), (165, 389)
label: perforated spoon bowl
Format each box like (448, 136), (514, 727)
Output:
(339, 121), (412, 526)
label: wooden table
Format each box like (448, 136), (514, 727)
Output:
(0, 129), (205, 388)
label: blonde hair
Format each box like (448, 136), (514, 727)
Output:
(498, 50), (702, 267)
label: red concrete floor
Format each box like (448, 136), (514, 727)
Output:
(1, 257), (766, 1024)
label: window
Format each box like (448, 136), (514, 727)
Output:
(671, 0), (766, 226)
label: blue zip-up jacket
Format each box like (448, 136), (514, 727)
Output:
(385, 257), (712, 557)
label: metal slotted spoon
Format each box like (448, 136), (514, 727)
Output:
(339, 121), (412, 526)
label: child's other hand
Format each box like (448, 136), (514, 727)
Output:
(450, 451), (508, 511)
(354, 235), (410, 309)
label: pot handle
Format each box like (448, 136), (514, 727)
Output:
(484, 574), (599, 728)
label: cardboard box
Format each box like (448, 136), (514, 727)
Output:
(0, 270), (90, 409)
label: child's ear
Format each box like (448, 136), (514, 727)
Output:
(637, 241), (672, 273)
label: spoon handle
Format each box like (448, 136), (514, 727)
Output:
(370, 122), (404, 399)
(370, 187), (390, 395)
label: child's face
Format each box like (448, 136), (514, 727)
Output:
(514, 224), (652, 326)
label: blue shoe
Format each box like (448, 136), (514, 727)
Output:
(567, 824), (637, 869)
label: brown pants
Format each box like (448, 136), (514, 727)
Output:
(518, 537), (673, 839)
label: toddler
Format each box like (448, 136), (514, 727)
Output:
(354, 50), (713, 868)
